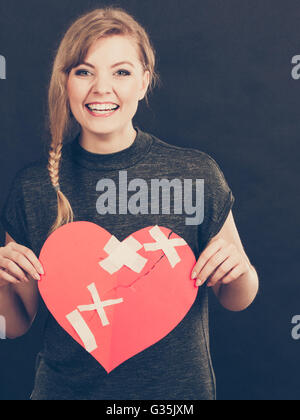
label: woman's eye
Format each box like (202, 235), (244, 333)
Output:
(116, 69), (131, 77)
(75, 69), (91, 76)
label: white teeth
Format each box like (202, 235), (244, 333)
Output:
(87, 104), (119, 111)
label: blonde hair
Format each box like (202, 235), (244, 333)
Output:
(46, 7), (160, 237)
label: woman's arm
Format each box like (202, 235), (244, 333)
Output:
(192, 211), (259, 311)
(0, 232), (40, 338)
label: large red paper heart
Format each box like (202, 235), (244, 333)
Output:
(38, 222), (198, 373)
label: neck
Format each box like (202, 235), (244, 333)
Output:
(79, 123), (137, 155)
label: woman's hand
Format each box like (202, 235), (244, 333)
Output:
(191, 238), (252, 288)
(0, 242), (44, 287)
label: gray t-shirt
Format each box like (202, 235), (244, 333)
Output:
(1, 126), (234, 400)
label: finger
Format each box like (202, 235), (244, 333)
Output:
(191, 239), (225, 280)
(2, 249), (40, 281)
(195, 245), (232, 286)
(0, 268), (22, 285)
(207, 256), (239, 287)
(9, 243), (44, 275)
(221, 263), (248, 285)
(0, 256), (30, 283)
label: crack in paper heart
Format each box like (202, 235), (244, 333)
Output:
(104, 230), (174, 294)
(86, 231), (175, 324)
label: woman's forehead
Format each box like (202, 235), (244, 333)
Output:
(85, 35), (141, 64)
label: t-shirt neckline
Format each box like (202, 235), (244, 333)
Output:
(69, 126), (153, 171)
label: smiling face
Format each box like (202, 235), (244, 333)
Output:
(67, 35), (150, 150)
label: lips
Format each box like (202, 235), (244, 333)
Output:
(86, 104), (119, 110)
(85, 103), (120, 117)
(86, 102), (119, 105)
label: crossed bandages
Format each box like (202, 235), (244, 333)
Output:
(66, 226), (187, 353)
(99, 225), (187, 274)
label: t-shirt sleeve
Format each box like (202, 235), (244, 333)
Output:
(1, 169), (31, 247)
(198, 154), (235, 251)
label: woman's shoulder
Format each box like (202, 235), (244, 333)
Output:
(11, 156), (49, 187)
(148, 131), (224, 175)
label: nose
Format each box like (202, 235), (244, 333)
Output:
(92, 74), (112, 94)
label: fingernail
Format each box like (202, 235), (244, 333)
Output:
(38, 265), (44, 275)
(196, 279), (202, 287)
(34, 273), (41, 281)
(191, 271), (197, 280)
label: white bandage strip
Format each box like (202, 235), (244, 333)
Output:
(66, 283), (124, 353)
(143, 225), (187, 268)
(66, 309), (98, 353)
(99, 235), (148, 274)
(77, 283), (123, 327)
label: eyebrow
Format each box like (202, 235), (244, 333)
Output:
(81, 61), (135, 69)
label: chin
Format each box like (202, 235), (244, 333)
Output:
(86, 125), (121, 137)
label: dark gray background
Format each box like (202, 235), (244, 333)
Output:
(0, 0), (299, 400)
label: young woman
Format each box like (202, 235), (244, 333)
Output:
(0, 7), (259, 400)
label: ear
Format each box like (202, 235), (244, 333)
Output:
(139, 70), (150, 101)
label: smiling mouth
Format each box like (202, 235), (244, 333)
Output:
(85, 104), (120, 114)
